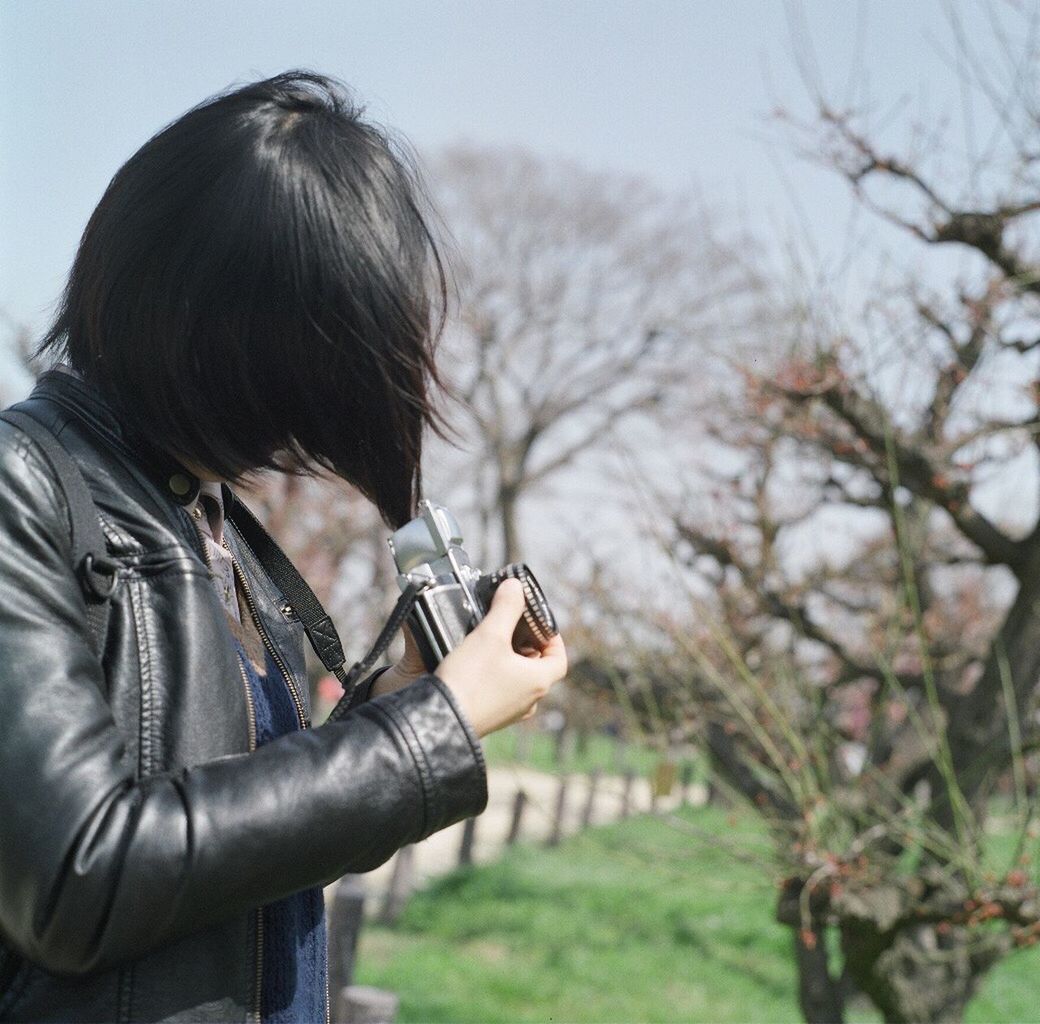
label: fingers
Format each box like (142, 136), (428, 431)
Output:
(479, 577), (526, 641)
(402, 625), (420, 655)
(402, 624), (424, 664)
(521, 636), (568, 694)
(537, 634), (568, 675)
(398, 624), (428, 675)
(541, 633), (566, 657)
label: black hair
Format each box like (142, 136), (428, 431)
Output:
(37, 70), (449, 527)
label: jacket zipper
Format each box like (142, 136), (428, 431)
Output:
(325, 943), (332, 1024)
(192, 517), (306, 730)
(235, 657), (264, 1024)
(192, 515), (265, 1024)
(224, 543), (308, 731)
(195, 516), (322, 1020)
(223, 541), (324, 1019)
(189, 519), (267, 750)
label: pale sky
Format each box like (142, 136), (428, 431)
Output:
(0, 0), (1003, 394)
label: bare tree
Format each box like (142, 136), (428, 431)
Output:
(425, 144), (762, 563)
(577, 6), (1040, 1021)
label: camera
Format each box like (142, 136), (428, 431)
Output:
(389, 500), (558, 671)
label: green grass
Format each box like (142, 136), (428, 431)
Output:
(965, 811), (1040, 1024)
(356, 807), (1040, 1023)
(480, 727), (701, 784)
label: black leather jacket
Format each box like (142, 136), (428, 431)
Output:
(0, 371), (488, 1022)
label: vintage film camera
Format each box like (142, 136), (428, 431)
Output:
(389, 500), (558, 670)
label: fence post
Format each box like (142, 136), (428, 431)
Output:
(337, 985), (400, 1024)
(379, 844), (415, 925)
(581, 768), (600, 829)
(515, 722), (532, 762)
(553, 726), (568, 767)
(705, 770), (720, 806)
(680, 762), (693, 807)
(575, 726), (589, 758)
(547, 775), (570, 846)
(328, 874), (366, 1006)
(611, 737), (627, 776)
(458, 816), (477, 867)
(506, 788), (528, 846)
(619, 771), (635, 820)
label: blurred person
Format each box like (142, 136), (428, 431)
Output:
(0, 72), (566, 1023)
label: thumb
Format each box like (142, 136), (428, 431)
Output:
(479, 577), (525, 642)
(401, 623), (426, 668)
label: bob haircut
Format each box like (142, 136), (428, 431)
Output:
(38, 70), (449, 528)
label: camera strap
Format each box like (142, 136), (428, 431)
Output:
(225, 493), (349, 675)
(324, 580), (422, 723)
(0, 408), (118, 658)
(225, 492), (424, 720)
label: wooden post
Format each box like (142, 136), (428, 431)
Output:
(619, 771), (634, 820)
(553, 726), (568, 767)
(611, 736), (627, 776)
(458, 816), (477, 867)
(506, 788), (528, 846)
(653, 760), (677, 803)
(515, 722), (532, 762)
(680, 762), (694, 806)
(338, 985), (399, 1024)
(575, 727), (589, 758)
(547, 775), (570, 846)
(379, 844), (415, 925)
(704, 752), (720, 806)
(581, 768), (600, 829)
(328, 874), (366, 1005)
(704, 772), (717, 806)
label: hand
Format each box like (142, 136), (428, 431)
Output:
(435, 578), (568, 738)
(370, 625), (428, 698)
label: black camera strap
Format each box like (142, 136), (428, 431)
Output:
(225, 494), (349, 676)
(225, 493), (424, 719)
(324, 580), (422, 723)
(0, 408), (119, 658)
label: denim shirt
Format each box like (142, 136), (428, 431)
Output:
(233, 638), (328, 1023)
(193, 482), (328, 1021)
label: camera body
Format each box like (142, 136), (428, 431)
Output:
(389, 500), (557, 671)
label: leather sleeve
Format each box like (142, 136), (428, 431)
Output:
(0, 426), (488, 977)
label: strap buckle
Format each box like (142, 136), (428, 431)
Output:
(80, 552), (119, 600)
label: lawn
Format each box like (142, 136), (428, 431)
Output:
(355, 807), (1040, 1023)
(480, 726), (701, 783)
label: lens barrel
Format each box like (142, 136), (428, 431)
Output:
(476, 563), (558, 653)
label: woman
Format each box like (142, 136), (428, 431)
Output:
(0, 71), (566, 1022)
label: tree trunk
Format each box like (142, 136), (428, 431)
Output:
(794, 929), (845, 1024)
(941, 550), (1040, 820)
(498, 483), (520, 564)
(842, 923), (978, 1023)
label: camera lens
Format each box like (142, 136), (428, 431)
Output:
(478, 563), (558, 652)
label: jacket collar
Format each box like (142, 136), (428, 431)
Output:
(28, 368), (203, 507)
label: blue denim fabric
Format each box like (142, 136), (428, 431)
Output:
(234, 639), (328, 1024)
